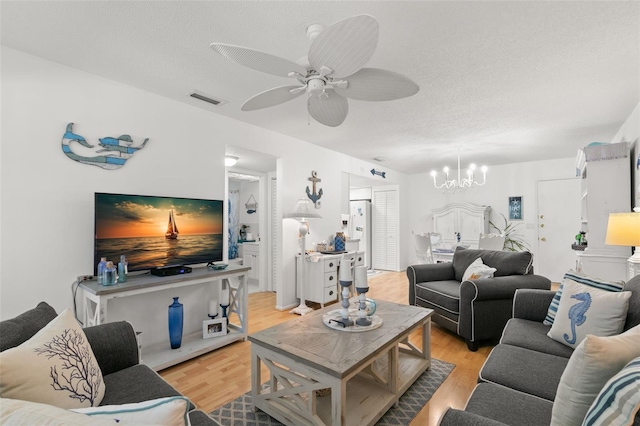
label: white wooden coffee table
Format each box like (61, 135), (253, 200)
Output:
(249, 300), (433, 426)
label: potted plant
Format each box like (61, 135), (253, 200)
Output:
(489, 213), (530, 252)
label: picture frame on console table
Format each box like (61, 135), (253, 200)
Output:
(509, 196), (523, 220)
(203, 318), (226, 339)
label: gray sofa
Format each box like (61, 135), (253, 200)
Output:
(407, 248), (551, 350)
(0, 302), (218, 426)
(439, 274), (640, 426)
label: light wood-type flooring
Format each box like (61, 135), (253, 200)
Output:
(160, 270), (493, 425)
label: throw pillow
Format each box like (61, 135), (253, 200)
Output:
(550, 325), (640, 426)
(0, 309), (105, 409)
(544, 270), (624, 326)
(72, 396), (190, 426)
(582, 356), (640, 426)
(547, 280), (631, 349)
(462, 257), (497, 282)
(0, 398), (117, 426)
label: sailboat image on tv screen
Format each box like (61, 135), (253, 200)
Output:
(165, 209), (179, 240)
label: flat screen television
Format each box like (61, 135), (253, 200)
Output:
(94, 192), (224, 273)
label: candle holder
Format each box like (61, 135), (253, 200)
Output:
(208, 313), (218, 320)
(220, 303), (230, 333)
(339, 259), (354, 326)
(354, 266), (371, 326)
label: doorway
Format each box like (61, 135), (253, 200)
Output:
(537, 178), (581, 282)
(225, 147), (277, 294)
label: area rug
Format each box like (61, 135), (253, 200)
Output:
(210, 358), (454, 426)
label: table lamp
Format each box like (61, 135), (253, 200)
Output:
(605, 208), (640, 280)
(285, 199), (322, 315)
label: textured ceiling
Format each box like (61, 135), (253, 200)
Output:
(2, 1), (638, 174)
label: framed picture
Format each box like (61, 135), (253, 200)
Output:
(203, 318), (226, 339)
(509, 196), (523, 220)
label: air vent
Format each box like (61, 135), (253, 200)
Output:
(189, 91), (227, 106)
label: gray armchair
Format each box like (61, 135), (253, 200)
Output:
(407, 248), (551, 351)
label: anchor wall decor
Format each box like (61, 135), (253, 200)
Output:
(305, 170), (323, 208)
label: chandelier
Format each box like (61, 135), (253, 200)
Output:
(431, 150), (488, 191)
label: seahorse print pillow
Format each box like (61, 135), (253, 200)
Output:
(547, 279), (632, 349)
(0, 309), (105, 409)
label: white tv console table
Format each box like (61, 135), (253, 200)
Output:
(76, 264), (250, 371)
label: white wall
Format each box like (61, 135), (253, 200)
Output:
(0, 48), (408, 336)
(610, 102), (639, 209)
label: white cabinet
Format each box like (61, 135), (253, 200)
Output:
(241, 243), (260, 284)
(296, 251), (365, 307)
(576, 142), (630, 281)
(432, 202), (491, 249)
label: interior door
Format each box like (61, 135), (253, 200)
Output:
(372, 189), (398, 271)
(537, 178), (582, 283)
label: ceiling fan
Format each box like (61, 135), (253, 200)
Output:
(210, 15), (419, 127)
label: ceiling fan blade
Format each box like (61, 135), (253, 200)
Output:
(241, 85), (305, 111)
(308, 92), (349, 127)
(308, 15), (378, 78)
(334, 68), (420, 101)
(211, 43), (307, 78)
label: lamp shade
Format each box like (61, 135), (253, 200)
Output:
(605, 212), (640, 246)
(284, 199), (322, 221)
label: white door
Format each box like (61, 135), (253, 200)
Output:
(372, 190), (398, 271)
(537, 178), (582, 282)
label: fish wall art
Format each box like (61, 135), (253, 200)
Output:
(61, 123), (149, 170)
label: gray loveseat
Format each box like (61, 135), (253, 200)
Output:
(439, 274), (640, 426)
(0, 302), (217, 426)
(407, 248), (551, 350)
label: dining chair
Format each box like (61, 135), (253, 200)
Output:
(478, 233), (505, 251)
(412, 231), (434, 264)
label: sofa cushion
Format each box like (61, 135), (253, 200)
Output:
(582, 356), (640, 426)
(464, 382), (553, 426)
(622, 274), (640, 331)
(0, 309), (105, 409)
(101, 364), (195, 411)
(72, 396), (190, 426)
(462, 257), (497, 281)
(550, 325), (640, 426)
(544, 270), (625, 326)
(547, 280), (631, 349)
(500, 318), (574, 358)
(0, 398), (118, 425)
(452, 249), (533, 282)
(0, 301), (57, 352)
(479, 344), (569, 401)
(414, 280), (460, 315)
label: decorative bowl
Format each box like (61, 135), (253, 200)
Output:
(208, 263), (228, 270)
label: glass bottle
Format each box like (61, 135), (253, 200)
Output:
(103, 261), (117, 286)
(97, 257), (107, 285)
(118, 255), (128, 283)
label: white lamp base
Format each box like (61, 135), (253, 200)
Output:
(291, 221), (314, 316)
(290, 303), (314, 315)
(628, 247), (640, 280)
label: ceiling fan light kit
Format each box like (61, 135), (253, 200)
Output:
(210, 14), (419, 127)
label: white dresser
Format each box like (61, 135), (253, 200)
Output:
(432, 202), (491, 249)
(296, 251), (365, 307)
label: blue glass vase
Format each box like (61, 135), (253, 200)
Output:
(168, 297), (183, 349)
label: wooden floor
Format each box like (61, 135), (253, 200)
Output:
(160, 271), (493, 425)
